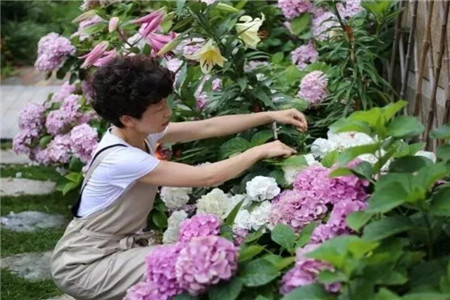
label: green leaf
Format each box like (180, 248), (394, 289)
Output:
(374, 288), (401, 300)
(62, 181), (79, 196)
(377, 271), (408, 285)
(337, 143), (380, 165)
(431, 124), (450, 139)
(281, 155), (308, 166)
(347, 238), (379, 259)
(68, 157), (84, 172)
(244, 227), (264, 244)
(254, 88), (275, 108)
(381, 100), (407, 121)
(238, 245), (265, 262)
(386, 116), (424, 138)
(415, 161), (450, 190)
(317, 269), (347, 284)
(276, 257), (295, 271)
(429, 187), (450, 217)
(207, 277), (242, 300)
(271, 224), (296, 252)
(290, 13), (311, 35)
(329, 167), (353, 177)
(225, 200), (244, 226)
(173, 294), (199, 300)
(282, 283), (333, 300)
(251, 130), (273, 146)
(65, 172), (82, 183)
(388, 156), (433, 173)
(351, 161), (374, 180)
(347, 211), (373, 231)
(330, 118), (373, 136)
(321, 150), (339, 168)
(296, 221), (318, 248)
(307, 236), (357, 269)
(239, 258), (279, 287)
(403, 293), (450, 300)
(220, 137), (250, 159)
(363, 216), (414, 241)
(176, 0), (186, 15)
(39, 135), (52, 148)
(152, 210), (168, 228)
(271, 52), (284, 64)
(437, 144), (450, 161)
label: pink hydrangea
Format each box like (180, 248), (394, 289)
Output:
(46, 134), (72, 165)
(123, 281), (161, 300)
(194, 77), (221, 111)
(337, 0), (365, 19)
(70, 124), (99, 163)
(297, 71), (328, 105)
(175, 236), (238, 295)
(293, 165), (369, 205)
(269, 190), (328, 232)
(278, 0), (312, 20)
(243, 60), (269, 73)
(145, 243), (185, 300)
(178, 214), (221, 243)
(13, 131), (36, 155)
(81, 78), (95, 104)
(312, 8), (338, 41)
(311, 200), (367, 243)
(180, 38), (205, 57)
(34, 33), (75, 72)
(233, 228), (248, 246)
(281, 244), (341, 294)
(51, 81), (76, 103)
(291, 43), (318, 70)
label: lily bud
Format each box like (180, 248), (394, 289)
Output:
(108, 17), (119, 33)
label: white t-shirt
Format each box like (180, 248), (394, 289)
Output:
(78, 127), (167, 217)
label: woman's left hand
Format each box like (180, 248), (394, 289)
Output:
(270, 109), (308, 132)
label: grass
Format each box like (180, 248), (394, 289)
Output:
(1, 164), (76, 298)
(1, 140), (12, 150)
(1, 269), (63, 300)
(0, 164), (62, 182)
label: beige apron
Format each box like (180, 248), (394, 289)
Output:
(51, 145), (158, 300)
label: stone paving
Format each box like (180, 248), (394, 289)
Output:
(1, 251), (53, 281)
(1, 211), (65, 232)
(0, 178), (56, 197)
(0, 149), (32, 164)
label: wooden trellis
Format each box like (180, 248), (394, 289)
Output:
(389, 0), (449, 150)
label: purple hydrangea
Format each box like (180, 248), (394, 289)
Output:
(51, 81), (77, 103)
(337, 0), (365, 19)
(70, 124), (99, 163)
(178, 214), (221, 243)
(280, 244), (341, 294)
(297, 71), (329, 105)
(311, 200), (367, 243)
(291, 43), (318, 70)
(278, 0), (312, 20)
(312, 8), (337, 41)
(18, 103), (45, 133)
(145, 243), (185, 300)
(269, 190), (328, 232)
(34, 33), (75, 72)
(180, 38), (205, 57)
(81, 78), (95, 104)
(45, 94), (81, 135)
(123, 281), (161, 300)
(13, 131), (36, 155)
(293, 165), (369, 205)
(175, 236), (238, 295)
(233, 228), (248, 246)
(45, 134), (72, 165)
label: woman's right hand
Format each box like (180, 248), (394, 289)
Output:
(251, 140), (297, 159)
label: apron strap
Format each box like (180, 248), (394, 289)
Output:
(71, 143), (127, 217)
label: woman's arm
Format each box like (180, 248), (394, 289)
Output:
(159, 109), (308, 144)
(138, 140), (296, 187)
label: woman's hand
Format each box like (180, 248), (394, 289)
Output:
(270, 109), (308, 132)
(250, 140), (297, 159)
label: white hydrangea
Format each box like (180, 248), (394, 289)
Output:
(233, 209), (252, 231)
(249, 201), (273, 231)
(196, 188), (232, 220)
(162, 210), (188, 244)
(311, 130), (375, 159)
(246, 176), (280, 202)
(229, 193), (252, 209)
(416, 150), (436, 163)
(311, 138), (333, 158)
(160, 187), (192, 210)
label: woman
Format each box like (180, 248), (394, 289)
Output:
(50, 55), (307, 300)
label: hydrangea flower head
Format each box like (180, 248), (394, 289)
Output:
(70, 124), (99, 163)
(160, 187), (192, 210)
(196, 188), (233, 220)
(178, 214), (221, 242)
(34, 33), (75, 72)
(297, 71), (328, 105)
(163, 210), (188, 244)
(291, 43), (318, 70)
(278, 0), (312, 19)
(246, 176), (280, 202)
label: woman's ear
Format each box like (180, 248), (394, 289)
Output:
(119, 115), (136, 128)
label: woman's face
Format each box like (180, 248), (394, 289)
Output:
(132, 98), (172, 133)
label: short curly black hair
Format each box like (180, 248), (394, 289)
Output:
(92, 55), (174, 128)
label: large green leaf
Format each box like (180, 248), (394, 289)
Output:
(337, 143), (380, 165)
(366, 182), (408, 213)
(290, 13), (311, 35)
(225, 200), (244, 226)
(347, 211), (373, 231)
(374, 288), (401, 300)
(386, 116), (424, 138)
(296, 221), (318, 249)
(239, 258), (279, 287)
(381, 100), (407, 122)
(219, 137), (250, 159)
(271, 224), (296, 252)
(429, 187), (450, 217)
(282, 283), (334, 300)
(238, 245), (265, 262)
(431, 124), (450, 140)
(437, 144), (450, 161)
(250, 130), (274, 146)
(173, 294), (199, 300)
(207, 277), (242, 300)
(330, 118), (373, 136)
(388, 156), (433, 173)
(363, 216), (414, 241)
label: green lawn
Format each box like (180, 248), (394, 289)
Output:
(1, 164), (76, 299)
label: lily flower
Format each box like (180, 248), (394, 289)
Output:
(147, 32), (176, 57)
(185, 39), (227, 74)
(80, 41), (109, 68)
(93, 50), (117, 67)
(131, 10), (164, 25)
(235, 14), (265, 49)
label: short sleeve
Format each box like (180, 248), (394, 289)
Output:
(147, 127), (168, 152)
(104, 147), (160, 189)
